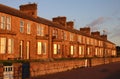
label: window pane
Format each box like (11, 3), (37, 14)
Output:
(1, 16), (5, 29)
(7, 17), (11, 30)
(27, 42), (30, 59)
(79, 46), (82, 55)
(20, 21), (24, 33)
(27, 23), (31, 34)
(8, 39), (12, 54)
(37, 25), (44, 36)
(54, 44), (57, 54)
(71, 46), (74, 55)
(20, 41), (23, 58)
(87, 47), (90, 55)
(57, 44), (60, 54)
(37, 42), (41, 54)
(0, 38), (6, 54)
(42, 42), (46, 54)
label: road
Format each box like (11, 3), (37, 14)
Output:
(33, 62), (120, 79)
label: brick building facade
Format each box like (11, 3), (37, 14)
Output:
(0, 3), (116, 60)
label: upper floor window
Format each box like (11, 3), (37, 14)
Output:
(70, 33), (74, 41)
(64, 31), (67, 40)
(87, 37), (89, 44)
(1, 16), (6, 29)
(6, 17), (11, 30)
(0, 16), (11, 30)
(37, 25), (44, 36)
(53, 29), (58, 38)
(83, 36), (86, 44)
(78, 35), (82, 43)
(27, 23), (31, 34)
(61, 31), (64, 40)
(20, 20), (24, 33)
(95, 39), (97, 46)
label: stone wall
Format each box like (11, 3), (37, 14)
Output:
(30, 57), (120, 77)
(0, 57), (120, 78)
(30, 60), (85, 77)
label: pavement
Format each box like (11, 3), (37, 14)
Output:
(33, 62), (120, 79)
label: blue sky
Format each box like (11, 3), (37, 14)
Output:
(0, 0), (120, 46)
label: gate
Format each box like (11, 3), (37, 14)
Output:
(3, 66), (14, 79)
(22, 62), (30, 79)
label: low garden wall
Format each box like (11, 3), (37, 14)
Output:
(0, 57), (120, 78)
(30, 57), (120, 77)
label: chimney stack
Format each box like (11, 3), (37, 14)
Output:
(67, 21), (74, 29)
(91, 31), (100, 37)
(52, 16), (66, 26)
(19, 3), (37, 18)
(80, 27), (91, 35)
(101, 35), (107, 40)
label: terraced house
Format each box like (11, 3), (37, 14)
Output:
(0, 3), (116, 60)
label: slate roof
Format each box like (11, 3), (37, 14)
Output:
(0, 4), (115, 45)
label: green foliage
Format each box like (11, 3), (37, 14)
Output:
(0, 60), (30, 66)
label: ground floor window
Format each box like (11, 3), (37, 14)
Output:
(87, 47), (90, 55)
(79, 46), (82, 55)
(0, 38), (6, 54)
(0, 38), (14, 54)
(53, 44), (60, 54)
(8, 39), (14, 54)
(26, 41), (30, 59)
(37, 42), (46, 55)
(20, 41), (23, 58)
(95, 48), (98, 56)
(70, 45), (74, 55)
